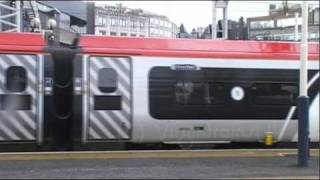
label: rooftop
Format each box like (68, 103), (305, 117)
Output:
(96, 3), (169, 20)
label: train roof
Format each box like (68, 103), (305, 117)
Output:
(0, 32), (319, 60)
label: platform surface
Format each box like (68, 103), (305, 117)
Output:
(0, 149), (319, 179)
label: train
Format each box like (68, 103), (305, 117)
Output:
(0, 32), (319, 151)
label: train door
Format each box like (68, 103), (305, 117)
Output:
(43, 49), (80, 150)
(84, 56), (132, 141)
(0, 54), (42, 143)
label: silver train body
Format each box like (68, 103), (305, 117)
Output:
(0, 55), (319, 145)
(129, 57), (319, 143)
(0, 33), (319, 150)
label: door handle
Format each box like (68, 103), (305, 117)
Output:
(74, 78), (83, 95)
(44, 77), (53, 95)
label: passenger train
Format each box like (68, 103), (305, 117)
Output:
(0, 32), (319, 151)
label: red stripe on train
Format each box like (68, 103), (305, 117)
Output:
(0, 33), (319, 60)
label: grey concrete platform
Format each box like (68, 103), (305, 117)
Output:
(0, 149), (319, 179)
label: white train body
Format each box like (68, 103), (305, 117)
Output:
(129, 57), (319, 143)
(0, 33), (319, 150)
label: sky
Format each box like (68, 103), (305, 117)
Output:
(94, 1), (319, 32)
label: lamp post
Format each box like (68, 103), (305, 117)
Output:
(294, 12), (299, 41)
(16, 0), (22, 32)
(212, 0), (228, 39)
(297, 0), (309, 167)
(212, 1), (216, 39)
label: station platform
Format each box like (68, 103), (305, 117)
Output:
(0, 149), (319, 179)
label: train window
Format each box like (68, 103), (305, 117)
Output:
(98, 68), (117, 93)
(0, 95), (31, 110)
(206, 83), (226, 105)
(175, 81), (204, 105)
(149, 67), (228, 119)
(94, 96), (122, 110)
(251, 83), (298, 105)
(6, 66), (27, 92)
(174, 81), (225, 106)
(149, 67), (301, 120)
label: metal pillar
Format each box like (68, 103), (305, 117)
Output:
(223, 6), (228, 39)
(0, 1), (2, 31)
(212, 0), (228, 40)
(15, 0), (22, 32)
(212, 2), (217, 39)
(294, 12), (299, 41)
(298, 1), (309, 168)
(0, 0), (20, 32)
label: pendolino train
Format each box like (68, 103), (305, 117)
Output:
(0, 32), (319, 151)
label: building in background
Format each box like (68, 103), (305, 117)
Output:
(0, 0), (94, 34)
(37, 1), (94, 34)
(95, 3), (178, 38)
(247, 3), (319, 41)
(178, 17), (248, 40)
(177, 24), (189, 38)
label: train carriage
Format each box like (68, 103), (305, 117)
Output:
(0, 32), (319, 151)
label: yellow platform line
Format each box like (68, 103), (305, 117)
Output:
(0, 149), (318, 161)
(225, 176), (319, 180)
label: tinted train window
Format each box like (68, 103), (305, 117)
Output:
(149, 67), (226, 119)
(149, 67), (301, 120)
(0, 95), (31, 110)
(173, 82), (225, 105)
(6, 66), (27, 92)
(98, 68), (117, 93)
(175, 81), (204, 105)
(251, 83), (298, 105)
(94, 96), (122, 110)
(206, 83), (226, 105)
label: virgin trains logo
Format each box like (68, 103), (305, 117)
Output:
(171, 64), (201, 71)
